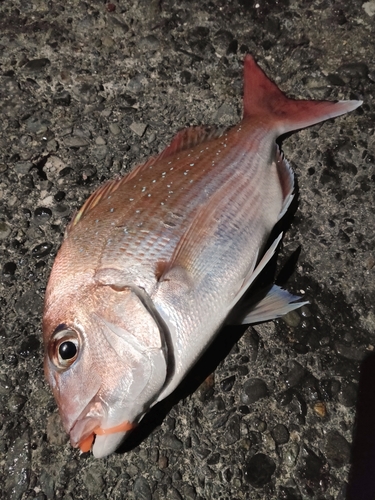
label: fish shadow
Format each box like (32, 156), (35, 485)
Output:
(117, 173), (300, 454)
(346, 352), (375, 499)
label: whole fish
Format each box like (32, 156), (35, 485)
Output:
(43, 55), (361, 458)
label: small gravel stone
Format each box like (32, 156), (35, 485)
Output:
(271, 424), (290, 445)
(26, 116), (49, 135)
(130, 122), (148, 137)
(39, 469), (55, 499)
(24, 58), (50, 71)
(0, 222), (11, 239)
(162, 433), (183, 450)
(243, 453), (276, 487)
(82, 466), (105, 495)
(220, 375), (235, 392)
(224, 414), (241, 445)
(337, 61), (369, 80)
(46, 413), (68, 446)
(19, 335), (40, 357)
(282, 443), (300, 467)
(241, 378), (268, 405)
(8, 393), (27, 412)
(34, 207), (52, 224)
(282, 309), (302, 327)
(0, 374), (14, 395)
(180, 70), (192, 84)
(335, 342), (368, 361)
(139, 35), (160, 51)
(15, 161), (33, 174)
(325, 431), (351, 467)
(15, 289), (43, 316)
(32, 242), (53, 258)
(167, 487), (183, 500)
(338, 381), (358, 407)
(64, 136), (89, 147)
(285, 361), (306, 388)
(93, 145), (108, 160)
(2, 262), (17, 276)
(53, 91), (71, 106)
(109, 123), (121, 135)
(299, 446), (327, 487)
(133, 476), (152, 500)
(127, 74), (147, 93)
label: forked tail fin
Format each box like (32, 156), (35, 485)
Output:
(243, 55), (362, 134)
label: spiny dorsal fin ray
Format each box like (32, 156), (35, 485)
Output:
(126, 125), (227, 181)
(67, 178), (122, 231)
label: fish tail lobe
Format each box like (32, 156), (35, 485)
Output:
(243, 54), (362, 134)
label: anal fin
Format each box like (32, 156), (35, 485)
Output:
(237, 285), (308, 325)
(229, 233), (283, 310)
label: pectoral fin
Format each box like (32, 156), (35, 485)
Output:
(237, 285), (308, 325)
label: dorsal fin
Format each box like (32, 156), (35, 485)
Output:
(67, 178), (121, 231)
(126, 125), (226, 181)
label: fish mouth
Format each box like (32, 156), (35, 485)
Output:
(69, 400), (105, 452)
(69, 400), (136, 454)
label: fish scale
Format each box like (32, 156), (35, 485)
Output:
(43, 55), (361, 458)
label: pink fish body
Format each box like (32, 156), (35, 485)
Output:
(43, 55), (361, 457)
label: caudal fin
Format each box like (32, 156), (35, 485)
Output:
(243, 55), (362, 135)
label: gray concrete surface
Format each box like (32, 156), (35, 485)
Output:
(0, 0), (373, 499)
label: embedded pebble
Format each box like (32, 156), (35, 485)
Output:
(241, 378), (268, 405)
(0, 222), (11, 239)
(46, 413), (69, 446)
(271, 424), (290, 445)
(363, 1), (375, 16)
(2, 262), (16, 276)
(282, 443), (300, 467)
(0, 374), (14, 395)
(109, 123), (121, 135)
(243, 453), (276, 487)
(281, 309), (302, 327)
(285, 361), (306, 388)
(8, 393), (27, 413)
(82, 466), (105, 495)
(335, 342), (368, 361)
(32, 242), (53, 258)
(162, 433), (183, 450)
(130, 122), (148, 137)
(220, 375), (235, 392)
(325, 431), (351, 467)
(24, 58), (50, 71)
(338, 381), (358, 407)
(15, 161), (33, 174)
(133, 476), (152, 500)
(139, 35), (160, 51)
(64, 136), (90, 147)
(224, 414), (241, 445)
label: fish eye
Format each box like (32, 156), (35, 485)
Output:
(59, 340), (77, 360)
(49, 327), (80, 370)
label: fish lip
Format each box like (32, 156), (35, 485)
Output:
(69, 399), (105, 448)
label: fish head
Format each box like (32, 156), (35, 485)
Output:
(43, 263), (168, 458)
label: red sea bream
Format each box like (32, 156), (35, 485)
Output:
(43, 55), (361, 458)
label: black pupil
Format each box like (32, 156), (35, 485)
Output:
(59, 341), (77, 360)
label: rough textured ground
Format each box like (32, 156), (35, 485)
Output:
(0, 0), (374, 499)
